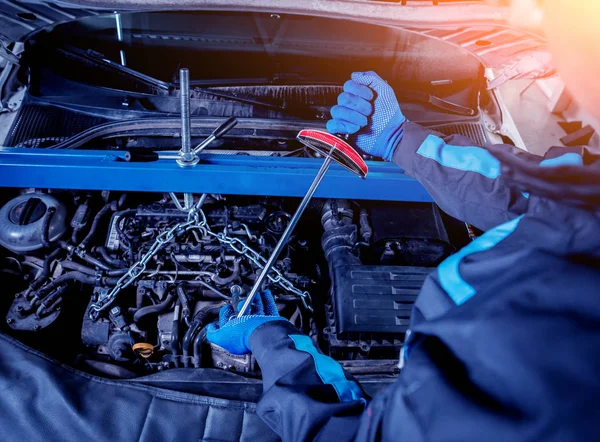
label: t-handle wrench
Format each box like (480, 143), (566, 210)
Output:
(192, 116), (237, 156)
(237, 129), (368, 318)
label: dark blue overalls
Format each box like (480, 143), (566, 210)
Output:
(249, 122), (600, 441)
(1, 123), (598, 442)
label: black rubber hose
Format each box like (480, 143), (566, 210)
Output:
(34, 272), (120, 298)
(79, 203), (113, 249)
(40, 207), (56, 248)
(187, 280), (229, 300)
(30, 248), (63, 290)
(36, 285), (68, 318)
(58, 241), (113, 271)
(35, 271), (95, 298)
(192, 328), (208, 368)
(59, 260), (96, 276)
(183, 304), (223, 359)
(171, 300), (182, 358)
(113, 209), (137, 251)
(191, 305), (222, 367)
(211, 259), (241, 285)
(182, 317), (201, 364)
(132, 292), (175, 323)
(80, 253), (113, 271)
(113, 208), (137, 220)
(95, 246), (125, 268)
(88, 255), (114, 270)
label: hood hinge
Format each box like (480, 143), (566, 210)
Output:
(486, 51), (554, 90)
(0, 35), (20, 65)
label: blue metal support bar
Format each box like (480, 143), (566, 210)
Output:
(0, 148), (433, 202)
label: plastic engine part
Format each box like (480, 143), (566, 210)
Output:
(330, 265), (428, 335)
(0, 193), (67, 253)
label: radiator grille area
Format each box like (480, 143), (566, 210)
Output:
(6, 103), (489, 149)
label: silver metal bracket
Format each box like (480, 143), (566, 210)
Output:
(176, 152), (199, 167)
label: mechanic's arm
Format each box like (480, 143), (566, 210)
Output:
(250, 321), (367, 441)
(327, 71), (530, 231)
(206, 291), (367, 442)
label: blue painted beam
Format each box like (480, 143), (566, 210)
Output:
(0, 148), (433, 202)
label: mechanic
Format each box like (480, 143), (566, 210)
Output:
(206, 2), (600, 440)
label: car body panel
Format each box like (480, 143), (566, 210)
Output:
(0, 0), (550, 84)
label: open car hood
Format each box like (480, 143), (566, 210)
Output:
(0, 0), (551, 88)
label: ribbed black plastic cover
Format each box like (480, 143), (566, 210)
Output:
(6, 102), (489, 148)
(332, 265), (430, 334)
(6, 104), (108, 148)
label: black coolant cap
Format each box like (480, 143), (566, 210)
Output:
(0, 194), (67, 253)
(9, 197), (47, 225)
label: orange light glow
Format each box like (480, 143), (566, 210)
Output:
(543, 0), (600, 118)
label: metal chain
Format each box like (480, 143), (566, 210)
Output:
(89, 211), (202, 319)
(89, 203), (311, 320)
(205, 231), (313, 311)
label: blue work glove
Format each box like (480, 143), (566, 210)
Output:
(206, 290), (287, 355)
(326, 71), (407, 161)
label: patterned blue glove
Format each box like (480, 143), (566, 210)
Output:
(326, 71), (407, 161)
(206, 290), (287, 355)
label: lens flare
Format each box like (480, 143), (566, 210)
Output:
(542, 0), (600, 119)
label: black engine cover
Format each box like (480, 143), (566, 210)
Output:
(331, 265), (429, 335)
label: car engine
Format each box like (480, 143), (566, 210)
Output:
(0, 190), (456, 378)
(0, 8), (487, 382)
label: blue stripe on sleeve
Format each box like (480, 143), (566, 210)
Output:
(289, 334), (364, 403)
(416, 134), (501, 179)
(540, 153), (583, 167)
(438, 215), (525, 305)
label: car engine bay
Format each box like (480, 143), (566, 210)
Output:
(0, 190), (459, 379)
(0, 9), (495, 395)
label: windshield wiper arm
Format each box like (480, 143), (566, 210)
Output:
(72, 46), (171, 92)
(64, 46), (322, 119)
